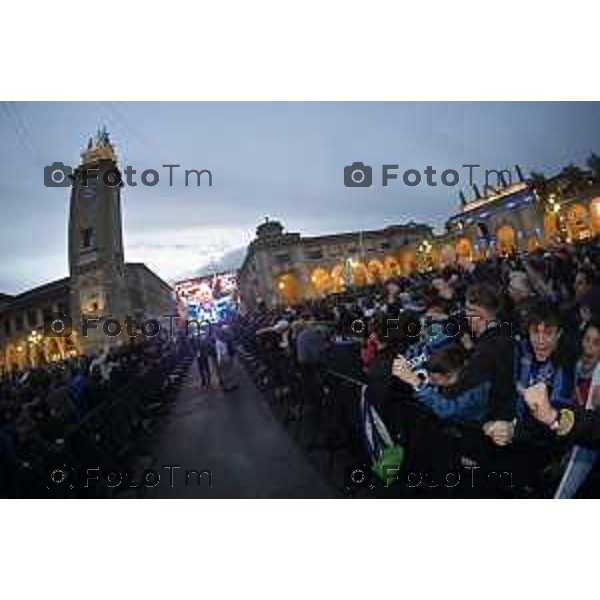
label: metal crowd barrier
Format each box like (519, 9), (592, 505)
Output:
(5, 340), (194, 498)
(234, 326), (578, 498)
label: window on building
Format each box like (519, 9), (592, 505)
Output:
(57, 302), (66, 315)
(81, 227), (94, 249)
(380, 242), (391, 250)
(15, 314), (23, 332)
(4, 320), (10, 336)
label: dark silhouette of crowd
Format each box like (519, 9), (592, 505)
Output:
(234, 237), (600, 498)
(3, 239), (600, 498)
(0, 333), (193, 497)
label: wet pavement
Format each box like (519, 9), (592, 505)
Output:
(146, 359), (335, 498)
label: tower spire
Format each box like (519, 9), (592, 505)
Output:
(80, 127), (117, 165)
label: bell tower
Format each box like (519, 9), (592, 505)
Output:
(68, 127), (131, 352)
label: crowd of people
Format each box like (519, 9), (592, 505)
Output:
(235, 237), (600, 497)
(3, 239), (600, 498)
(191, 324), (238, 391)
(0, 333), (192, 497)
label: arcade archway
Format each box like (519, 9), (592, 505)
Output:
(6, 346), (17, 372)
(383, 256), (400, 278)
(592, 197), (600, 234)
(565, 202), (592, 241)
(30, 343), (46, 367)
(367, 260), (385, 284)
(496, 224), (516, 255)
(6, 343), (27, 372)
(330, 264), (345, 293)
(400, 250), (417, 275)
(310, 267), (331, 296)
(352, 261), (369, 287)
(439, 245), (456, 267)
(276, 272), (301, 305)
(455, 237), (473, 262)
(47, 338), (63, 362)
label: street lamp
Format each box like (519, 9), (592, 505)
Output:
(27, 330), (43, 366)
(28, 330), (42, 345)
(417, 240), (433, 272)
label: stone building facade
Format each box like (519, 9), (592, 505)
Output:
(432, 179), (600, 267)
(239, 219), (433, 307)
(239, 173), (600, 308)
(0, 130), (175, 374)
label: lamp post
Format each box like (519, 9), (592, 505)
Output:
(417, 240), (433, 272)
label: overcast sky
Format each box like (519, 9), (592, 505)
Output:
(1, 101), (599, 294)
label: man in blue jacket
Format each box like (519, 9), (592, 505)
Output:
(393, 343), (490, 423)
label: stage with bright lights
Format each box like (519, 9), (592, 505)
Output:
(174, 271), (238, 323)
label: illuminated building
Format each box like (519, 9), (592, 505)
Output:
(239, 166), (600, 307)
(0, 130), (175, 374)
(435, 168), (600, 265)
(238, 218), (432, 307)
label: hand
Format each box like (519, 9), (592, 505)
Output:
(521, 382), (556, 426)
(483, 420), (515, 446)
(392, 356), (420, 388)
(461, 332), (474, 351)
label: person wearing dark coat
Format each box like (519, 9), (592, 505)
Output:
(195, 334), (217, 387)
(449, 283), (517, 443)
